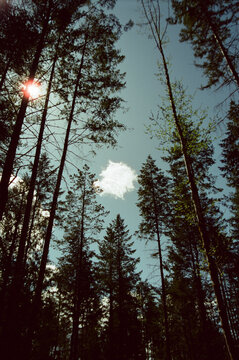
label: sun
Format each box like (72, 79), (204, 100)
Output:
(21, 80), (41, 100)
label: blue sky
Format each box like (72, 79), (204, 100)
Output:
(50, 0), (231, 284)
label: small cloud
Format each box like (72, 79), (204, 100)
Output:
(94, 161), (137, 199)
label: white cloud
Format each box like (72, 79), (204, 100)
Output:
(94, 161), (137, 199)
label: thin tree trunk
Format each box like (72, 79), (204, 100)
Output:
(13, 34), (60, 294)
(189, 238), (213, 358)
(0, 194), (24, 316)
(23, 197), (38, 269)
(141, 2), (236, 359)
(0, 0), (51, 221)
(151, 176), (171, 360)
(108, 276), (114, 360)
(219, 273), (237, 342)
(117, 236), (124, 359)
(160, 38), (236, 360)
(26, 37), (88, 357)
(69, 180), (86, 360)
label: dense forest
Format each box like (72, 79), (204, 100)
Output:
(0, 0), (238, 359)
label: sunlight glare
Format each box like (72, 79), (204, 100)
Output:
(22, 80), (41, 100)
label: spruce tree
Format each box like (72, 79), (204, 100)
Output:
(97, 215), (142, 360)
(137, 155), (172, 360)
(56, 164), (108, 360)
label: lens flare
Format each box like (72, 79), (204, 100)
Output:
(22, 80), (41, 100)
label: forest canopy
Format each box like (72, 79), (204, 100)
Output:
(0, 0), (238, 359)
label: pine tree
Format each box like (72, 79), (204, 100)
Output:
(140, 1), (236, 357)
(137, 155), (172, 360)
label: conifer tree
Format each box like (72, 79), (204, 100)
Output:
(137, 155), (172, 360)
(56, 164), (108, 360)
(97, 215), (142, 360)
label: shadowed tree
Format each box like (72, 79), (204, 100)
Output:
(97, 215), (142, 360)
(137, 155), (172, 360)
(140, 1), (236, 358)
(25, 1), (126, 357)
(56, 164), (108, 360)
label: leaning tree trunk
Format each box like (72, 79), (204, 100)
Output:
(141, 1), (236, 359)
(0, 0), (51, 221)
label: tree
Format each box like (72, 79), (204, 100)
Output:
(164, 147), (227, 359)
(0, 1), (38, 92)
(220, 102), (239, 243)
(170, 0), (239, 90)
(220, 101), (239, 342)
(56, 164), (108, 360)
(137, 155), (172, 360)
(0, 0), (89, 220)
(25, 1), (126, 356)
(0, 0), (52, 220)
(0, 154), (57, 359)
(97, 215), (142, 360)
(140, 1), (236, 357)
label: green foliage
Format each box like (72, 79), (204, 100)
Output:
(137, 155), (171, 238)
(171, 0), (239, 89)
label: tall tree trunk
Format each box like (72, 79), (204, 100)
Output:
(108, 271), (114, 360)
(27, 37), (88, 357)
(117, 236), (124, 359)
(0, 0), (51, 221)
(189, 238), (214, 358)
(13, 34), (60, 297)
(150, 174), (171, 360)
(69, 180), (86, 360)
(0, 194), (24, 317)
(141, 1), (236, 359)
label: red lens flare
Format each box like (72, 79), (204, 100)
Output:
(21, 80), (41, 100)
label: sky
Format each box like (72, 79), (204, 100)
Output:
(50, 0), (231, 285)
